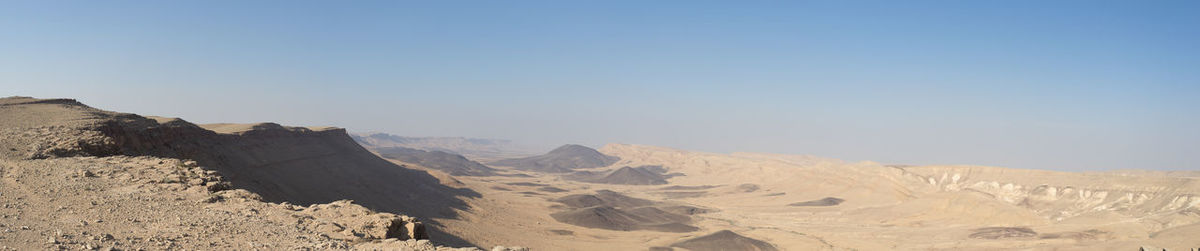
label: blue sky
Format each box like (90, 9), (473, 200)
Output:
(2, 1), (1197, 171)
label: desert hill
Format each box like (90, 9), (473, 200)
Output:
(489, 144), (619, 173)
(669, 230), (778, 251)
(552, 190), (655, 208)
(374, 146), (498, 176)
(567, 165), (671, 185)
(549, 190), (699, 232)
(0, 96), (503, 249)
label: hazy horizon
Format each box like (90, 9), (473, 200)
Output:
(3, 1), (1197, 171)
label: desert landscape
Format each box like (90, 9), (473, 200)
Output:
(2, 96), (1197, 250)
(4, 1), (1198, 250)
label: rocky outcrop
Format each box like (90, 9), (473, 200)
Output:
(0, 150), (462, 250)
(297, 200), (428, 241)
(0, 97), (483, 248)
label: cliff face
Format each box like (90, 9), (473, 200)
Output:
(902, 165), (1200, 229)
(0, 96), (480, 247)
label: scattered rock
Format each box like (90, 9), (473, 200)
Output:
(77, 169), (97, 178)
(1139, 246), (1166, 251)
(207, 189), (263, 203)
(205, 182), (232, 193)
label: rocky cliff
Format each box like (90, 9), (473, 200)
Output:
(0, 96), (492, 249)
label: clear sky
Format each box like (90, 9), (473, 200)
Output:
(2, 1), (1197, 171)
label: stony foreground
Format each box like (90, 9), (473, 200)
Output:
(0, 156), (483, 250)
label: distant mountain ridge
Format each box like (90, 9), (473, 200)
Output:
(374, 146), (499, 176)
(355, 133), (513, 147)
(351, 132), (540, 161)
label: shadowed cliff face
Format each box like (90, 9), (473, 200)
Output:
(0, 97), (481, 247)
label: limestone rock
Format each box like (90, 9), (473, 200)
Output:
(301, 200), (428, 241)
